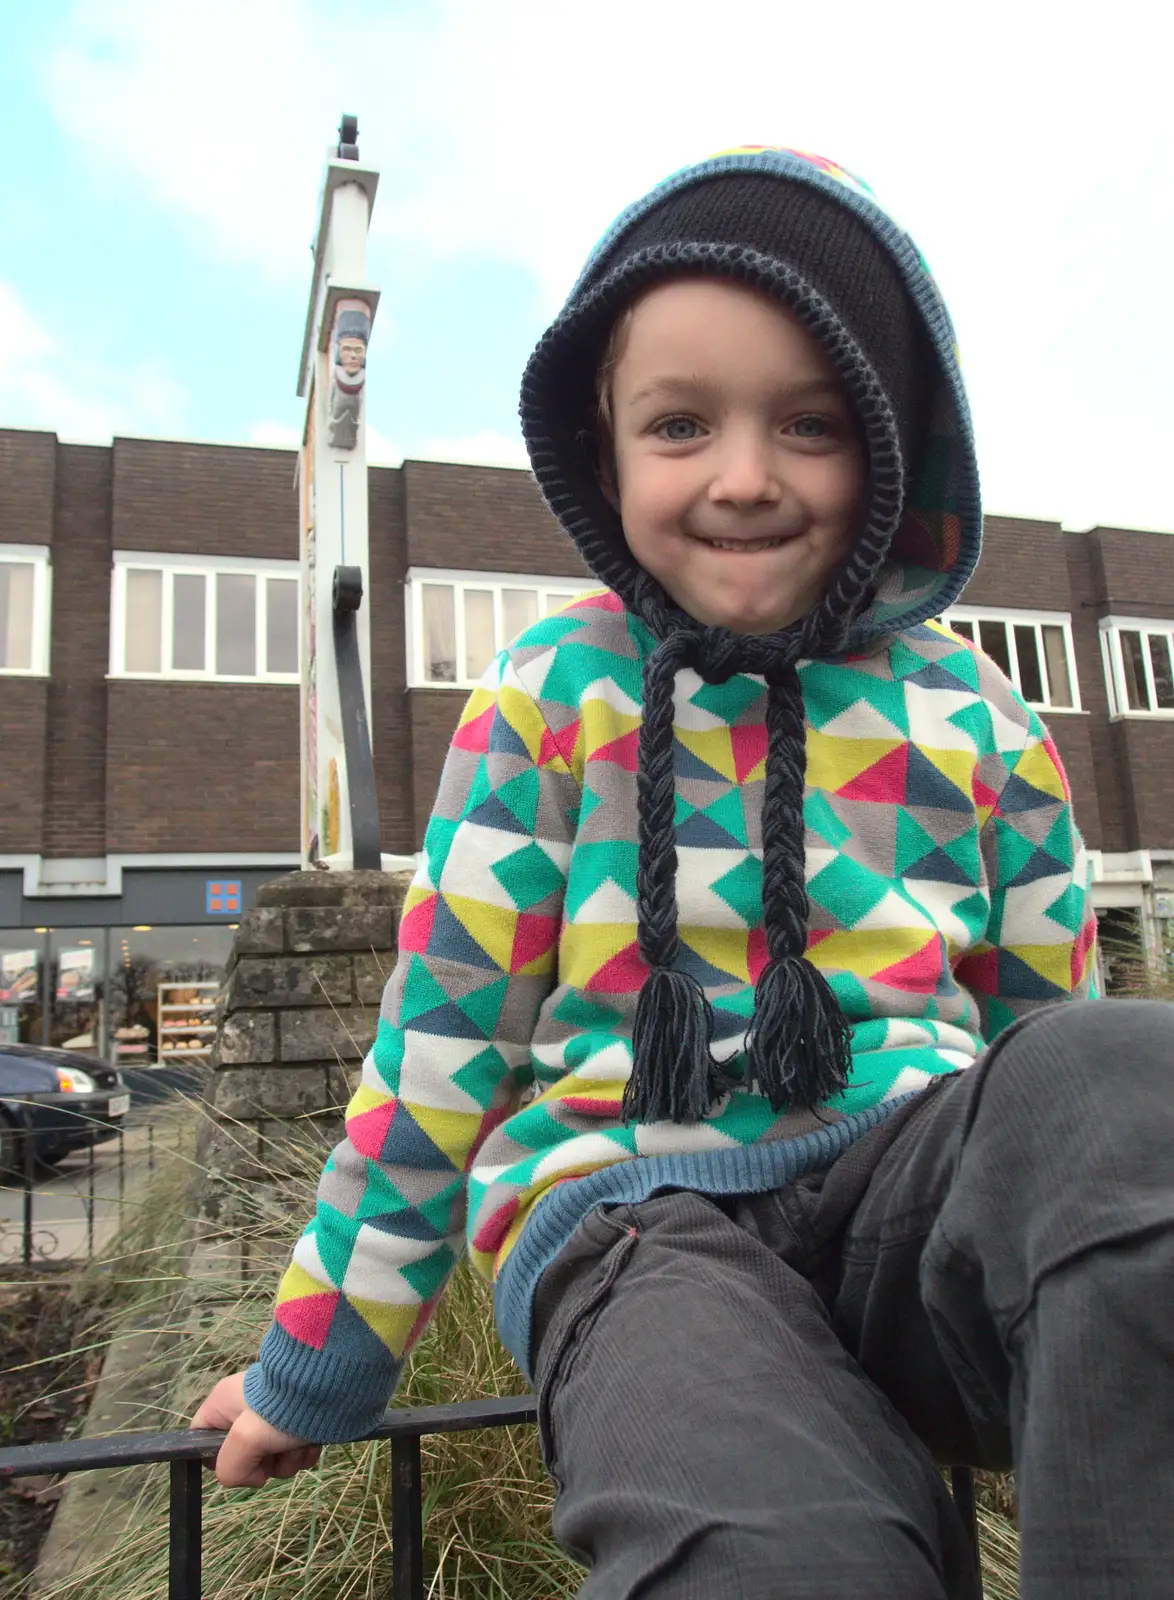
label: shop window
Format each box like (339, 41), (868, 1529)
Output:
(0, 545), (52, 675)
(943, 607), (1079, 711)
(111, 555), (300, 683)
(49, 929), (106, 1056)
(407, 569), (587, 688)
(1101, 620), (1174, 717)
(0, 932), (45, 1044)
(108, 925), (233, 1068)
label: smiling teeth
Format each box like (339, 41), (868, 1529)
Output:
(705, 537), (786, 552)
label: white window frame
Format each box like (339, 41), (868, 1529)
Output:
(109, 552), (300, 684)
(0, 544), (52, 676)
(942, 603), (1082, 713)
(405, 566), (588, 689)
(1100, 616), (1174, 719)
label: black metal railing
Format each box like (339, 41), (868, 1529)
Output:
(0, 1104), (180, 1264)
(0, 1400), (983, 1599)
(0, 1106), (147, 1266)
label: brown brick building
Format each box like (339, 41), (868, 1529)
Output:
(0, 426), (1169, 1058)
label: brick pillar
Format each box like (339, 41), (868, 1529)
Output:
(195, 868), (413, 1221)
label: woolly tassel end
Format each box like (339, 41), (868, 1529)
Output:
(623, 967), (718, 1125)
(745, 955), (853, 1112)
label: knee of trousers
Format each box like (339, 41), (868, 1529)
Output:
(930, 1000), (1174, 1326)
(971, 999), (1174, 1143)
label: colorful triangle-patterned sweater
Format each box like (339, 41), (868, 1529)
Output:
(243, 595), (1097, 1442)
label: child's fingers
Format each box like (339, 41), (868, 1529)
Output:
(268, 1446), (320, 1479)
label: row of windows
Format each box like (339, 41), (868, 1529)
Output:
(407, 569), (587, 687)
(8, 543), (1174, 719)
(943, 608), (1078, 711)
(112, 558), (300, 682)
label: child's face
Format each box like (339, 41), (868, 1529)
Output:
(607, 278), (866, 635)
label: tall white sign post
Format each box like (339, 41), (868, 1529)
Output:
(296, 117), (381, 868)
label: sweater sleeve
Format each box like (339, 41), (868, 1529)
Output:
(953, 715), (1098, 1044)
(242, 653), (579, 1442)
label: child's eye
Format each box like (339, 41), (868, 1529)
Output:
(790, 414), (833, 439)
(656, 415), (702, 443)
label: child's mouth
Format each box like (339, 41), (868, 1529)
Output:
(696, 535), (789, 553)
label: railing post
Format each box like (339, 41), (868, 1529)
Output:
(950, 1465), (981, 1585)
(390, 1434), (424, 1600)
(86, 1137), (96, 1260)
(169, 1457), (202, 1600)
(21, 1113), (35, 1267)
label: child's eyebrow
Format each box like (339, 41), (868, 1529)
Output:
(624, 375), (846, 407)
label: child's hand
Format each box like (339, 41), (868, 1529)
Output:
(191, 1372), (322, 1488)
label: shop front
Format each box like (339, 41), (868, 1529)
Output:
(0, 863), (291, 1064)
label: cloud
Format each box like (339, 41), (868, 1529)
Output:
(248, 420), (528, 471)
(248, 416), (403, 466)
(0, 281), (188, 442)
(45, 0), (332, 279)
(412, 429), (529, 470)
(249, 420), (302, 450)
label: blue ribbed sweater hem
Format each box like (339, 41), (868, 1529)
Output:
(493, 1097), (910, 1381)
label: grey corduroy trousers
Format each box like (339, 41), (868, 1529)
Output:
(531, 1000), (1174, 1598)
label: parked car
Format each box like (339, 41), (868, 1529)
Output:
(0, 1045), (130, 1175)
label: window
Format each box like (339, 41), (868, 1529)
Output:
(943, 607), (1079, 711)
(1101, 619), (1174, 716)
(111, 555), (300, 682)
(0, 545), (51, 675)
(407, 568), (587, 687)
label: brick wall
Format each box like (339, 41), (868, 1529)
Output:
(112, 438), (297, 560)
(41, 444), (112, 858)
(405, 460), (590, 578)
(106, 682), (299, 852)
(1116, 720), (1174, 850)
(1056, 533), (1114, 849)
(964, 515), (1070, 608)
(1094, 527), (1174, 619)
(369, 464), (414, 854)
(0, 679), (48, 851)
(408, 688), (465, 846)
(8, 423), (1174, 879)
(0, 429), (56, 546)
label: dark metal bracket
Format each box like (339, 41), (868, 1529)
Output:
(332, 564), (382, 869)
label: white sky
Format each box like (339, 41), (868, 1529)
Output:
(5, 0), (1173, 532)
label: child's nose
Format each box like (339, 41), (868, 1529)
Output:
(709, 436), (782, 507)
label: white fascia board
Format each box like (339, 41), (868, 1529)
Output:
(1, 852), (301, 898)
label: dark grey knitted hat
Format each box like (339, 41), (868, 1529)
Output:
(520, 148), (966, 1125)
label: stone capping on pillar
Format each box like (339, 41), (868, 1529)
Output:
(196, 868), (414, 1215)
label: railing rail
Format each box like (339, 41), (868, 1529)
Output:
(0, 1398), (981, 1600)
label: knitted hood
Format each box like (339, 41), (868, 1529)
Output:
(523, 145), (981, 648)
(519, 147), (983, 1125)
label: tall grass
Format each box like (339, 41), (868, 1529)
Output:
(35, 1095), (1021, 1598)
(36, 1101), (578, 1600)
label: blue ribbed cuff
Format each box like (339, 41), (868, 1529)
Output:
(243, 1322), (402, 1444)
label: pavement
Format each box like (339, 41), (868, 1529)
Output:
(0, 1121), (160, 1264)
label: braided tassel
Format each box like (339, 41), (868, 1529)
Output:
(624, 967), (720, 1124)
(624, 634), (718, 1124)
(746, 666), (853, 1110)
(744, 954), (852, 1110)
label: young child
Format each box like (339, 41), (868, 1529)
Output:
(196, 147), (1174, 1597)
